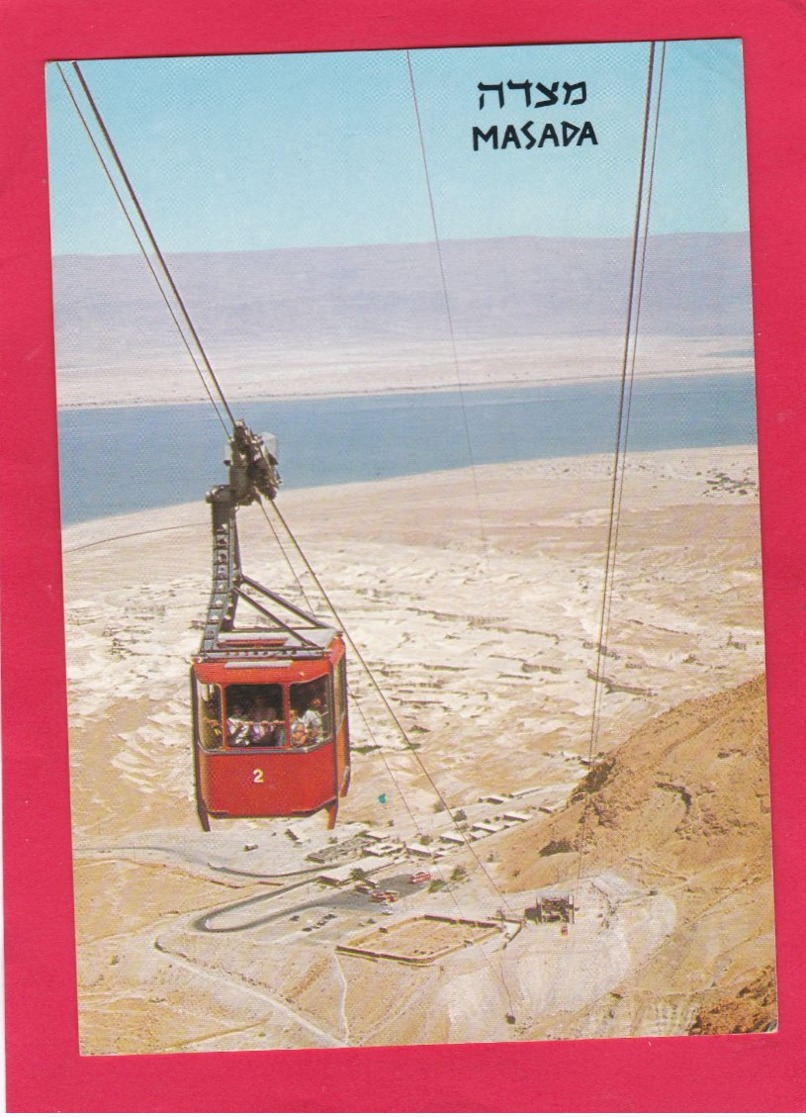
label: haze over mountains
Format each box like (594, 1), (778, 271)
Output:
(51, 232), (754, 406)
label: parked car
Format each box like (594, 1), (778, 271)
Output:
(410, 871), (432, 884)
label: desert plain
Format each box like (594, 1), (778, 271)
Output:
(62, 442), (775, 1053)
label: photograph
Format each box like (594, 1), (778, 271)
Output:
(47, 39), (775, 1055)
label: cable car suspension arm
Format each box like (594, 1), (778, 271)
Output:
(199, 421), (333, 655)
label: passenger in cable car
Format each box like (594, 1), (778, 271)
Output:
(226, 701), (251, 747)
(249, 696), (283, 747)
(300, 696), (324, 743)
(223, 684), (284, 748)
(290, 708), (308, 747)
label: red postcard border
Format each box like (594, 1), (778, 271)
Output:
(2, 0), (805, 1110)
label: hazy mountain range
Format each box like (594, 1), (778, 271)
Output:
(52, 232), (752, 369)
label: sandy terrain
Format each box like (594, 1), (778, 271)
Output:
(62, 444), (775, 1053)
(56, 333), (752, 408)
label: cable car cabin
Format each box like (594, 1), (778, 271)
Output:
(190, 421), (351, 831)
(191, 629), (350, 830)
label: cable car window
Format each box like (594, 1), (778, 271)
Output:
(290, 678), (332, 747)
(196, 682), (223, 752)
(225, 684), (285, 748)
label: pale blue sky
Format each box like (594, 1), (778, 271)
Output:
(45, 39), (749, 256)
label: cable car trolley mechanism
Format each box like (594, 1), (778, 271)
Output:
(191, 422), (351, 831)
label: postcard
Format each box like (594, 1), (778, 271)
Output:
(45, 39), (775, 1055)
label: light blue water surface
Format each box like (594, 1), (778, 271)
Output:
(57, 373), (758, 526)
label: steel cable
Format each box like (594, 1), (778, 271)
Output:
(574, 42), (666, 896)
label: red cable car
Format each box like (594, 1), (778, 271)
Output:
(191, 422), (350, 830)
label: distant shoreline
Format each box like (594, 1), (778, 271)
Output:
(61, 443), (759, 539)
(57, 371), (760, 527)
(56, 358), (754, 412)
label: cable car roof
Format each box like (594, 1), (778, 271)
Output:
(197, 624), (341, 662)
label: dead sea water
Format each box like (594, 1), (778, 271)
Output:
(57, 372), (757, 525)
